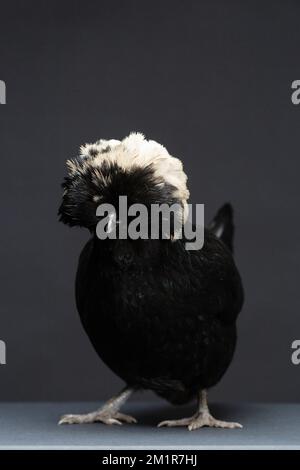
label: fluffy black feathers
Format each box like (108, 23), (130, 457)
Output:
(59, 134), (244, 406)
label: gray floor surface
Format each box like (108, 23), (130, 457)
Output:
(0, 402), (299, 449)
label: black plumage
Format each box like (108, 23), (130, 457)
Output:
(58, 134), (244, 430)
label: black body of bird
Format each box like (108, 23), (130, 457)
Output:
(58, 133), (244, 430)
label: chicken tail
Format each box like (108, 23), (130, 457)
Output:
(208, 203), (234, 253)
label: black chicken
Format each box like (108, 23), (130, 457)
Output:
(58, 133), (244, 430)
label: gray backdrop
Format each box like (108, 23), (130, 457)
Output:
(0, 0), (299, 403)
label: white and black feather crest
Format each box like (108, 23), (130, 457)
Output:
(59, 132), (190, 228)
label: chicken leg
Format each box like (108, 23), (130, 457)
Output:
(58, 386), (137, 425)
(158, 389), (242, 431)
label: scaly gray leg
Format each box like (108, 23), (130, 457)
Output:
(158, 389), (242, 431)
(58, 387), (137, 425)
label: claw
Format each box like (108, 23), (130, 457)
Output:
(115, 412), (137, 424)
(105, 418), (123, 425)
(158, 417), (191, 428)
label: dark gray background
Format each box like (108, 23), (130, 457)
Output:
(0, 0), (299, 402)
